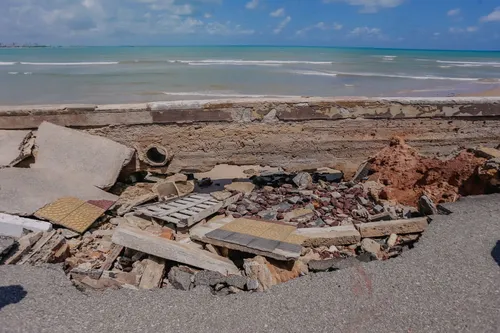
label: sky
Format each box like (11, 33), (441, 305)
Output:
(0, 0), (499, 50)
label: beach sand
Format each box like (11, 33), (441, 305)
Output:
(459, 87), (500, 97)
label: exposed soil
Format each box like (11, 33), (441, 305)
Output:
(368, 137), (488, 207)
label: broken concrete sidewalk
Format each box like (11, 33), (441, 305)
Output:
(112, 223), (240, 275)
(33, 122), (134, 190)
(0, 168), (117, 216)
(0, 130), (33, 168)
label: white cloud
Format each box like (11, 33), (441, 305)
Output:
(204, 13), (212, 18)
(323, 0), (404, 13)
(447, 8), (460, 16)
(273, 16), (291, 34)
(206, 21), (255, 35)
(350, 26), (381, 35)
(0, 0), (245, 43)
(480, 7), (500, 22)
(246, 0), (259, 10)
(449, 26), (479, 33)
(296, 21), (343, 35)
(434, 32), (440, 36)
(270, 8), (285, 17)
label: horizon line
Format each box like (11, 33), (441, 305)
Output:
(3, 44), (499, 52)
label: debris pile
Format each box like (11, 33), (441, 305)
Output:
(0, 123), (498, 294)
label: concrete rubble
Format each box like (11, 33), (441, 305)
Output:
(0, 122), (498, 295)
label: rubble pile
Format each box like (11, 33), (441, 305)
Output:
(1, 122), (498, 295)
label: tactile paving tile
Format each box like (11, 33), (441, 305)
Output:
(35, 197), (83, 222)
(35, 197), (112, 234)
(206, 218), (302, 259)
(59, 202), (106, 233)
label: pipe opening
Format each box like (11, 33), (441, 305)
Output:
(144, 145), (169, 166)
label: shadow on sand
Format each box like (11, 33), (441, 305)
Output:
(492, 241), (500, 267)
(0, 285), (27, 310)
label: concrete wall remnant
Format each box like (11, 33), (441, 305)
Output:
(0, 97), (499, 175)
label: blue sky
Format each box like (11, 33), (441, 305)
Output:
(1, 0), (499, 50)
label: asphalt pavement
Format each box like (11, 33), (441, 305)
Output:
(1, 194), (499, 333)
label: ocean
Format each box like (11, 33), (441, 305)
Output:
(1, 46), (500, 105)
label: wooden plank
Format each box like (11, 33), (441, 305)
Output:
(139, 255), (166, 290)
(179, 210), (198, 216)
(171, 213), (191, 220)
(160, 216), (181, 224)
(101, 244), (123, 271)
(112, 224), (240, 275)
(181, 201), (224, 227)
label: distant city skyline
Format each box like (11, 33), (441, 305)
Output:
(0, 1), (499, 50)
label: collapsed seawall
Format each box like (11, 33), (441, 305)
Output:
(1, 97), (499, 175)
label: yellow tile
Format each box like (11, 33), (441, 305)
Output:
(35, 197), (84, 222)
(283, 233), (307, 245)
(59, 202), (105, 233)
(262, 223), (296, 242)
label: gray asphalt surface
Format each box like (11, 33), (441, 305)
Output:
(1, 194), (499, 333)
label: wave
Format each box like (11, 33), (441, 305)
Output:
(8, 72), (18, 75)
(162, 91), (294, 98)
(0, 62), (15, 65)
(289, 69), (495, 82)
(166, 59), (333, 66)
(416, 59), (500, 67)
(372, 55), (397, 61)
(20, 61), (119, 66)
(288, 70), (338, 77)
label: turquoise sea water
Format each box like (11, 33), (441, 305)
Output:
(1, 46), (500, 104)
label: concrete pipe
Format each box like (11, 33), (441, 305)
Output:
(142, 144), (169, 167)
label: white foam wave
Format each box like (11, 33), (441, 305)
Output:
(20, 61), (119, 66)
(168, 59), (333, 66)
(373, 55), (397, 61)
(436, 60), (500, 66)
(416, 59), (500, 67)
(289, 70), (338, 77)
(290, 69), (493, 82)
(8, 72), (18, 75)
(335, 71), (487, 81)
(0, 62), (15, 65)
(162, 91), (293, 98)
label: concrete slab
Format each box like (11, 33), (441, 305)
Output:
(33, 122), (134, 189)
(0, 130), (32, 168)
(0, 168), (117, 216)
(293, 225), (361, 247)
(0, 213), (52, 237)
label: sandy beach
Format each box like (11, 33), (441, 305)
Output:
(460, 87), (500, 97)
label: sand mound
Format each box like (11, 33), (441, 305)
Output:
(367, 137), (487, 207)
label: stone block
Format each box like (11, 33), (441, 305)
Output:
(357, 217), (428, 238)
(293, 225), (361, 247)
